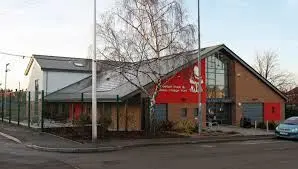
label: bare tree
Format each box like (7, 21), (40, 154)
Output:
(254, 50), (296, 92)
(97, 0), (196, 131)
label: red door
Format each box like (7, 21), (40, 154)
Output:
(69, 103), (82, 121)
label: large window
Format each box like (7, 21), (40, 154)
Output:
(206, 53), (230, 99)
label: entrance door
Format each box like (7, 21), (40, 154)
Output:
(242, 103), (263, 123)
(154, 104), (168, 122)
(207, 103), (232, 125)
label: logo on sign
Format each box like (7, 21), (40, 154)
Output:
(189, 65), (202, 93)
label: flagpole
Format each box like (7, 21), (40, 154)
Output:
(197, 0), (202, 135)
(92, 0), (98, 142)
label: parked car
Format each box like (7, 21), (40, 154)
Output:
(275, 116), (298, 139)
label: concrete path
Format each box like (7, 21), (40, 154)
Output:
(210, 125), (275, 136)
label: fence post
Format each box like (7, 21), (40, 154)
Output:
(41, 90), (44, 132)
(1, 91), (4, 122)
(17, 90), (20, 125)
(28, 92), (31, 128)
(81, 93), (84, 114)
(117, 95), (119, 131)
(9, 92), (12, 123)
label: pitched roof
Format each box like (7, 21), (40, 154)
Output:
(286, 87), (298, 94)
(45, 45), (220, 102)
(45, 44), (287, 102)
(24, 55), (125, 75)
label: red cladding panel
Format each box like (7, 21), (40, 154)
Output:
(156, 59), (206, 104)
(264, 103), (281, 121)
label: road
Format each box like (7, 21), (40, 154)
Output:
(0, 135), (298, 169)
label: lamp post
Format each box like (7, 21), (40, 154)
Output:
(92, 0), (98, 142)
(4, 63), (10, 118)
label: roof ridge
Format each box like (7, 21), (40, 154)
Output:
(33, 54), (89, 60)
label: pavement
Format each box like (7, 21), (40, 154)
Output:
(0, 133), (297, 169)
(0, 122), (276, 153)
(210, 125), (275, 135)
(0, 134), (75, 169)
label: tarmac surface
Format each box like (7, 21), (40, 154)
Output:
(1, 134), (298, 169)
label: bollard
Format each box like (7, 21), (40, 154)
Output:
(266, 120), (269, 132)
(254, 121), (257, 129)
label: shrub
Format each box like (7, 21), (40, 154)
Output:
(73, 113), (91, 126)
(268, 121), (278, 130)
(257, 122), (266, 129)
(98, 114), (112, 130)
(174, 119), (195, 135)
(192, 123), (198, 133)
(257, 121), (278, 130)
(156, 120), (175, 131)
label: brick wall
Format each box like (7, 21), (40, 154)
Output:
(232, 61), (285, 125)
(168, 103), (206, 127)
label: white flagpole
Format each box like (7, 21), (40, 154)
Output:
(92, 0), (98, 142)
(197, 0), (202, 135)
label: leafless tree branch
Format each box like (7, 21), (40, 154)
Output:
(254, 50), (296, 92)
(96, 0), (196, 131)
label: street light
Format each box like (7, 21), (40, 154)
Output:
(4, 63), (10, 118)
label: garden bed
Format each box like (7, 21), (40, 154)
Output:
(44, 126), (239, 143)
(43, 126), (189, 143)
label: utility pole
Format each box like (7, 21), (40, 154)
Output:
(197, 0), (202, 135)
(4, 63), (10, 118)
(92, 0), (98, 142)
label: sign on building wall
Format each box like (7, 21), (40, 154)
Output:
(156, 59), (207, 104)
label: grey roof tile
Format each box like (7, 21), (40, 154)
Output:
(45, 45), (221, 102)
(33, 55), (124, 72)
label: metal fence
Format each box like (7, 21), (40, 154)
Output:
(42, 92), (137, 131)
(0, 90), (43, 129)
(0, 90), (140, 135)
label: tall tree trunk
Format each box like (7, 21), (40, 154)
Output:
(149, 97), (156, 134)
(149, 80), (162, 135)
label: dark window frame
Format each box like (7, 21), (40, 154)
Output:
(194, 108), (199, 117)
(180, 108), (188, 118)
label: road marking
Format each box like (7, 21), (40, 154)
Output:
(0, 132), (22, 144)
(241, 140), (286, 145)
(224, 140), (286, 145)
(200, 145), (216, 148)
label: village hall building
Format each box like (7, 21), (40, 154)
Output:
(25, 44), (287, 130)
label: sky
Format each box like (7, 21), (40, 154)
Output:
(0, 0), (298, 90)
